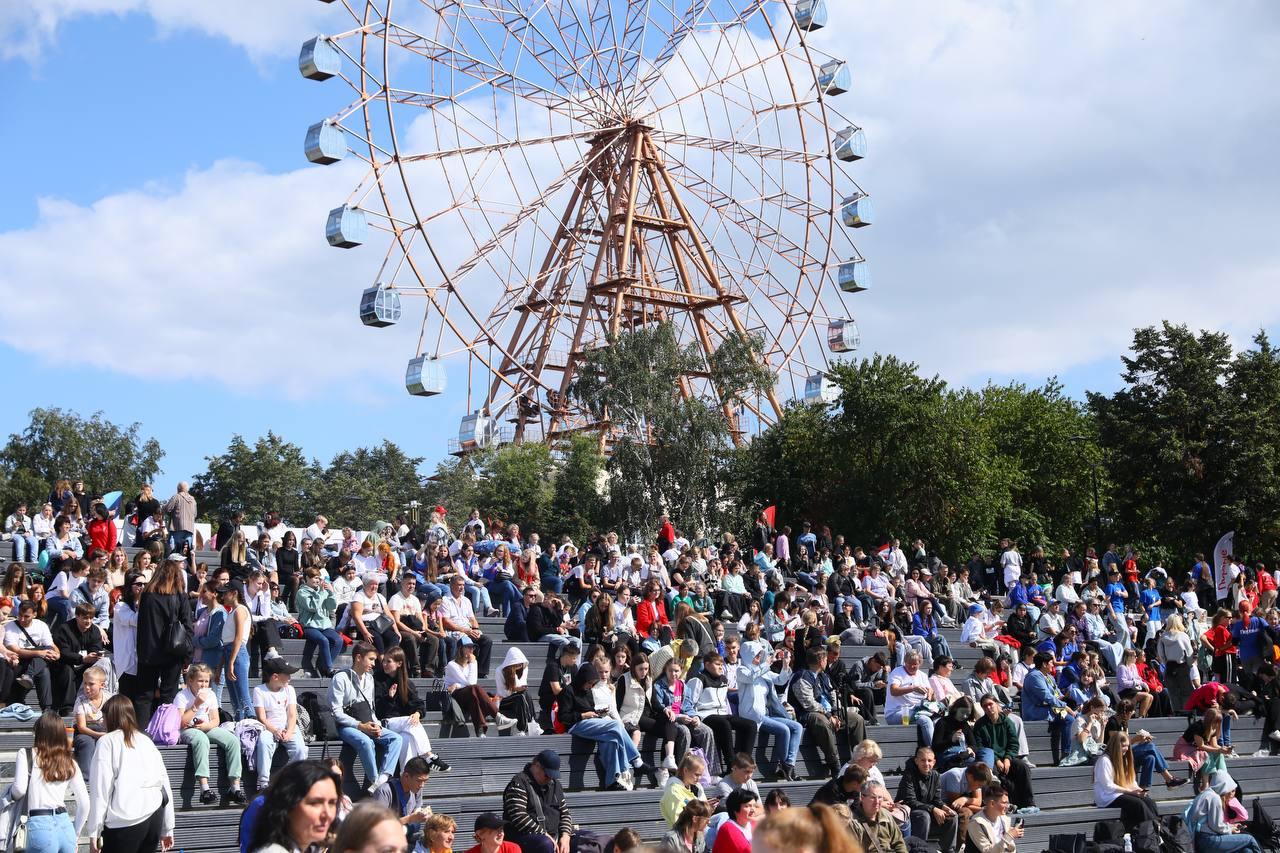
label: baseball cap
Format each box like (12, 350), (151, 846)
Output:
(166, 553), (187, 563)
(534, 749), (561, 779)
(459, 635), (475, 647)
(263, 658), (301, 677)
(474, 813), (505, 832)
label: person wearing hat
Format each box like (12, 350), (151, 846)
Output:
(1184, 769), (1260, 853)
(1038, 597), (1065, 642)
(502, 750), (575, 853)
(252, 657), (308, 786)
(465, 811), (522, 853)
(960, 603), (999, 658)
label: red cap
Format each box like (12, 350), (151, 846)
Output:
(432, 505), (447, 516)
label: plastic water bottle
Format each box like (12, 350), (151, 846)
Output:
(1123, 834), (1132, 853)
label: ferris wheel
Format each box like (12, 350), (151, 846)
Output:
(300, 0), (871, 453)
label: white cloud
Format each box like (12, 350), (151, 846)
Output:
(0, 0), (335, 62)
(0, 160), (424, 397)
(809, 0), (1280, 385)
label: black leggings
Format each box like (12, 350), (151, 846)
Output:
(100, 805), (165, 853)
(702, 714), (757, 768)
(1106, 793), (1159, 831)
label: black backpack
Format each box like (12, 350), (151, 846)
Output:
(1160, 814), (1192, 853)
(1048, 835), (1087, 853)
(1252, 798), (1280, 852)
(298, 690), (336, 742)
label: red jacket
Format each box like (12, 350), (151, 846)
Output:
(636, 598), (669, 638)
(87, 518), (116, 554)
(1203, 624), (1237, 657)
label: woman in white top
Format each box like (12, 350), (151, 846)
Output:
(341, 575), (401, 652)
(86, 695), (175, 853)
(444, 638), (508, 737)
(495, 646), (539, 734)
(110, 572), (142, 698)
(1092, 731), (1160, 833)
(72, 666), (111, 778)
(220, 584), (254, 721)
(15, 711), (89, 853)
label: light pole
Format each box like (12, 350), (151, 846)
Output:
(1069, 435), (1102, 556)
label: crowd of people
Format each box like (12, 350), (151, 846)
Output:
(3, 486), (1280, 853)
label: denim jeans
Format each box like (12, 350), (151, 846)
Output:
(541, 575), (564, 595)
(339, 724), (403, 785)
(491, 578), (520, 616)
(462, 582), (492, 612)
(256, 729), (308, 785)
(12, 534), (38, 563)
(757, 714), (804, 766)
(1131, 741), (1168, 787)
(25, 812), (76, 853)
(303, 627), (345, 676)
(223, 645), (253, 720)
(569, 718), (640, 786)
(1194, 834), (1261, 853)
(886, 708), (935, 747)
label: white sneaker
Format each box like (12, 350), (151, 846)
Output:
(265, 649), (281, 660)
(1253, 749), (1272, 757)
(514, 728), (528, 736)
(496, 714), (518, 730)
(479, 732), (488, 738)
(656, 768), (670, 788)
(367, 773), (389, 794)
(619, 770), (634, 790)
(662, 755), (678, 771)
(527, 722), (544, 737)
(1269, 730), (1280, 742)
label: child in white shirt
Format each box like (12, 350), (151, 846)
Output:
(252, 658), (308, 789)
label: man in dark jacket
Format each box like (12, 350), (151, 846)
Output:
(503, 750), (575, 853)
(52, 601), (106, 714)
(896, 746), (958, 853)
(845, 652), (888, 724)
(505, 588), (531, 642)
(810, 765), (862, 808)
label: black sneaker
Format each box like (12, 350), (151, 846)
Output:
(605, 781), (628, 792)
(228, 788), (248, 805)
(429, 756), (452, 772)
(200, 789), (218, 805)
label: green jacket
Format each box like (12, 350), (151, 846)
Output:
(851, 809), (907, 853)
(974, 713), (1019, 761)
(296, 583), (337, 630)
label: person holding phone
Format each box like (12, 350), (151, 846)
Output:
(966, 783), (1023, 852)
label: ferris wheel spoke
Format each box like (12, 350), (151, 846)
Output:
(652, 130), (821, 164)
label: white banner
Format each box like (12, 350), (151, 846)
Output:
(1214, 531), (1235, 601)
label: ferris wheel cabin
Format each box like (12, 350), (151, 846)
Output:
(305, 121), (346, 165)
(326, 205), (367, 248)
(837, 259), (870, 293)
(360, 284), (402, 327)
(804, 373), (839, 404)
(795, 0), (828, 31)
(828, 319), (860, 353)
(835, 126), (867, 162)
(405, 356), (446, 397)
(841, 195), (872, 228)
(299, 36), (341, 81)
(459, 413), (493, 451)
(818, 60), (851, 96)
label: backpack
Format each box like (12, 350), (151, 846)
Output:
(1093, 821), (1126, 844)
(298, 691), (336, 742)
(1129, 818), (1164, 853)
(1048, 834), (1087, 853)
(1252, 797), (1280, 852)
(0, 748), (31, 849)
(144, 703), (183, 746)
(1160, 814), (1192, 853)
(278, 622), (304, 640)
(295, 703), (314, 744)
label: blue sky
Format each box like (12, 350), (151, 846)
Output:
(2, 1), (1279, 493)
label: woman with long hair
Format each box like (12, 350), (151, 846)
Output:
(374, 646), (449, 772)
(13, 710), (88, 852)
(1092, 731), (1160, 832)
(134, 557), (193, 725)
(130, 550), (154, 585)
(111, 572), (144, 705)
(105, 548), (128, 592)
(751, 802), (859, 853)
(275, 530), (301, 610)
(486, 543), (520, 617)
(618, 654), (682, 780)
(1174, 707), (1232, 775)
(0, 562), (29, 602)
(220, 530), (250, 581)
(297, 567), (343, 678)
(85, 695), (174, 853)
(247, 760), (342, 853)
(584, 592), (617, 649)
(220, 583), (254, 721)
(661, 797), (711, 853)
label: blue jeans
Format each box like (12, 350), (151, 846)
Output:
(256, 729), (308, 785)
(569, 718), (640, 786)
(223, 645), (252, 720)
(26, 812), (76, 853)
(758, 714), (804, 766)
(925, 634), (953, 659)
(462, 582), (492, 612)
(836, 596), (864, 622)
(1195, 834), (1262, 853)
(976, 748), (996, 767)
(886, 708), (935, 746)
(542, 575), (564, 594)
(12, 534), (38, 563)
(339, 725), (403, 784)
(491, 578), (520, 616)
(1223, 715), (1233, 747)
(1047, 714), (1073, 761)
(303, 627), (344, 676)
(1132, 741), (1168, 788)
(167, 529), (193, 556)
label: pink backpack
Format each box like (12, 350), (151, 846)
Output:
(145, 703), (183, 746)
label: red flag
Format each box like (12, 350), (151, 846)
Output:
(762, 506), (777, 528)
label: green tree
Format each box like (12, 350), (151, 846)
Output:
(472, 442), (554, 533)
(315, 441), (426, 530)
(191, 432), (321, 524)
(0, 407), (164, 507)
(548, 434), (605, 546)
(1223, 331), (1280, 558)
(1088, 322), (1236, 561)
(422, 457), (481, 523)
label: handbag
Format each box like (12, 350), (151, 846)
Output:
(166, 617), (193, 659)
(339, 671), (377, 724)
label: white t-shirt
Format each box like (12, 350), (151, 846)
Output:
(885, 665), (930, 719)
(389, 592), (423, 619)
(341, 590), (388, 630)
(4, 619), (53, 651)
(1001, 550), (1023, 587)
(253, 683), (296, 730)
(174, 686), (218, 725)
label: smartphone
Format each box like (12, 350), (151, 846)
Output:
(1011, 818), (1024, 829)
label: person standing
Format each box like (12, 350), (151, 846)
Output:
(85, 695), (175, 853)
(12, 711), (89, 853)
(133, 557), (193, 725)
(162, 482), (196, 557)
